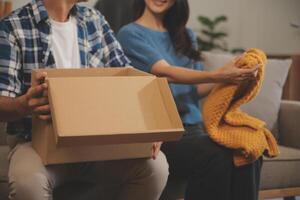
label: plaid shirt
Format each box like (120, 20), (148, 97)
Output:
(0, 0), (130, 140)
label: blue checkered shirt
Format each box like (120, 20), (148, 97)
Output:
(0, 0), (131, 140)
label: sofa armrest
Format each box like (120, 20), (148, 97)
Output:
(278, 100), (300, 149)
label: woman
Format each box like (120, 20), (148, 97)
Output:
(117, 0), (262, 200)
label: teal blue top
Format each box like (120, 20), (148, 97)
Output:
(117, 23), (203, 124)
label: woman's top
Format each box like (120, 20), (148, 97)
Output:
(118, 23), (203, 125)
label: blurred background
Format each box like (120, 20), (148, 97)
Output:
(10, 0), (300, 55)
(0, 1), (299, 200)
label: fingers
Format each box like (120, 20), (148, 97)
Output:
(29, 98), (51, 121)
(234, 77), (253, 83)
(240, 71), (256, 79)
(32, 104), (51, 115)
(241, 65), (259, 73)
(236, 74), (255, 82)
(152, 143), (157, 159)
(26, 71), (48, 99)
(37, 114), (52, 121)
(43, 89), (48, 97)
(152, 143), (156, 160)
(233, 54), (244, 63)
(222, 62), (260, 84)
(238, 65), (260, 79)
(26, 82), (51, 120)
(28, 97), (49, 108)
(33, 102), (51, 121)
(152, 142), (162, 160)
(33, 71), (48, 85)
(23, 72), (51, 121)
(26, 83), (48, 99)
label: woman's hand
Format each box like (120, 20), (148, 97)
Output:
(215, 59), (259, 84)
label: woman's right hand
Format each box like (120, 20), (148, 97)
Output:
(214, 58), (259, 84)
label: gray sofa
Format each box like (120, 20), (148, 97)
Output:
(160, 100), (300, 200)
(1, 101), (300, 200)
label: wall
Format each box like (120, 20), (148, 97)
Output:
(188, 0), (300, 54)
(11, 0), (300, 54)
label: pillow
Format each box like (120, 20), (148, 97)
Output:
(201, 51), (291, 138)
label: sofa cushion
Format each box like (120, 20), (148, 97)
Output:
(260, 145), (300, 190)
(202, 52), (291, 139)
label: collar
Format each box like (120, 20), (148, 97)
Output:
(31, 0), (80, 25)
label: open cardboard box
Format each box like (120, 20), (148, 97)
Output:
(32, 67), (184, 165)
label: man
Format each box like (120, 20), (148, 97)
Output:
(0, 0), (168, 199)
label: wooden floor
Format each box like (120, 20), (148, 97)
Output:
(177, 188), (300, 200)
(259, 188), (300, 200)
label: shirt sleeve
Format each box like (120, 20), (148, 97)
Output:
(194, 61), (204, 71)
(0, 22), (22, 98)
(98, 14), (131, 67)
(117, 27), (163, 73)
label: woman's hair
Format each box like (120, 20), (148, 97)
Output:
(133, 0), (201, 61)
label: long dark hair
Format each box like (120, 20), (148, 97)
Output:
(133, 0), (201, 61)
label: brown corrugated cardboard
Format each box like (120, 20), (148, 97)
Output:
(32, 67), (184, 165)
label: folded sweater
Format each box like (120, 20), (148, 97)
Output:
(203, 48), (279, 166)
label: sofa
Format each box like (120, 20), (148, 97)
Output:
(160, 100), (300, 200)
(1, 100), (300, 200)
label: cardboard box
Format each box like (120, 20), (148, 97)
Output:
(32, 67), (184, 165)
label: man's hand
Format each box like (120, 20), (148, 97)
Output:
(152, 142), (162, 160)
(20, 71), (51, 121)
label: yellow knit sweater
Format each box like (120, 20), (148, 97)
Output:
(203, 48), (279, 166)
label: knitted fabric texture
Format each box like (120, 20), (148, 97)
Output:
(203, 48), (279, 166)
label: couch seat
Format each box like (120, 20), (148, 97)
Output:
(261, 146), (300, 190)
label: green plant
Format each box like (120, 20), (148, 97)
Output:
(197, 15), (246, 53)
(197, 15), (228, 51)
